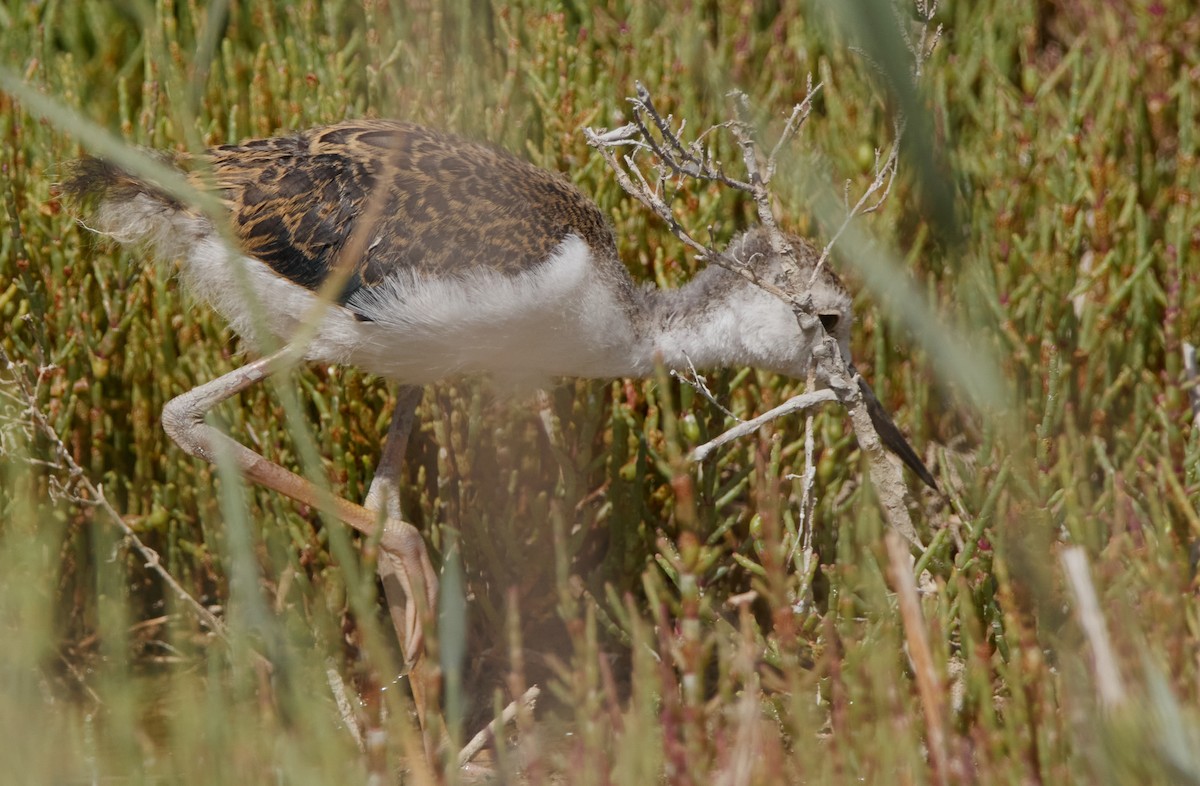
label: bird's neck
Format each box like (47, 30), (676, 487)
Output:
(630, 267), (773, 376)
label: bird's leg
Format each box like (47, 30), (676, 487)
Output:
(362, 386), (443, 760)
(163, 349), (388, 536)
(159, 351), (440, 749)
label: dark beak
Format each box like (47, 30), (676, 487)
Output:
(855, 374), (938, 491)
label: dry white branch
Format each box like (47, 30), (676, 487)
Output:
(691, 389), (837, 462)
(1060, 546), (1127, 708)
(767, 74), (821, 180)
(1183, 343), (1200, 419)
(670, 356), (740, 423)
(587, 43), (930, 545)
(327, 659), (366, 752)
(909, 1), (944, 79)
(886, 531), (951, 786)
(0, 347), (227, 638)
(788, 363), (821, 610)
(814, 117), (904, 283)
(457, 685), (541, 768)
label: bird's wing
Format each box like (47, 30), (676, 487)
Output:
(202, 119), (616, 303)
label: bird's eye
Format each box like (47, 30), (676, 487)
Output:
(818, 313), (840, 333)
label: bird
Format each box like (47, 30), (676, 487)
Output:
(59, 117), (936, 740)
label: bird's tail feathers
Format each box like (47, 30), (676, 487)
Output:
(57, 157), (207, 259)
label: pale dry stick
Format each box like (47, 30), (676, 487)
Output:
(765, 75), (823, 181)
(902, 0), (944, 80)
(0, 349), (226, 638)
(58, 652), (103, 705)
(628, 82), (752, 191)
(813, 121), (904, 282)
(669, 356), (740, 424)
(595, 87), (820, 310)
(592, 86), (924, 546)
(817, 0), (941, 284)
(583, 125), (796, 308)
(727, 90), (794, 261)
(843, 380), (921, 546)
(811, 337), (923, 547)
(746, 131), (921, 545)
(714, 603), (769, 786)
(885, 531), (950, 786)
(689, 335), (920, 545)
(787, 363), (821, 609)
(690, 388), (838, 462)
(456, 685), (542, 769)
(629, 80), (822, 208)
(586, 86), (826, 310)
(326, 659), (367, 752)
(1183, 343), (1200, 419)
(1060, 546), (1127, 708)
(714, 669), (764, 786)
(628, 81), (825, 275)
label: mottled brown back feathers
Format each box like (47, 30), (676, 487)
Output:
(62, 120), (619, 305)
(213, 121), (618, 295)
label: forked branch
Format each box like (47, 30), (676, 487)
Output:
(584, 78), (823, 308)
(0, 348), (228, 637)
(585, 6), (941, 546)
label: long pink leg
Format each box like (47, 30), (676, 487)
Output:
(363, 386), (443, 763)
(160, 351), (440, 746)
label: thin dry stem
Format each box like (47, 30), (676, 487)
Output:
(886, 531), (950, 786)
(456, 685), (541, 768)
(908, 1), (944, 79)
(1060, 546), (1127, 708)
(0, 348), (227, 639)
(788, 362), (821, 609)
(327, 659), (367, 752)
(691, 389), (837, 463)
(589, 80), (922, 546)
(670, 357), (740, 424)
(813, 117), (904, 282)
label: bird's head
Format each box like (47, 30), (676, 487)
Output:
(718, 227), (853, 378)
(718, 227), (937, 490)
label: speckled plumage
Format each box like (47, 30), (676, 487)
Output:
(65, 120), (629, 313)
(211, 122), (618, 294)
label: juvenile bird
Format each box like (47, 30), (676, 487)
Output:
(60, 118), (935, 734)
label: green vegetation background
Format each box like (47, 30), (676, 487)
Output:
(2, 0), (1199, 783)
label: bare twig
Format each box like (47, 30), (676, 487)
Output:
(585, 126), (799, 309)
(728, 88), (811, 264)
(630, 82), (754, 191)
(587, 26), (934, 544)
(766, 74), (821, 181)
(825, 344), (921, 546)
(787, 363), (821, 609)
(1183, 343), (1200, 419)
(813, 117), (904, 283)
(0, 348), (227, 638)
(456, 685), (541, 768)
(885, 531), (950, 786)
(670, 356), (740, 424)
(691, 389), (837, 462)
(585, 103), (817, 311)
(842, 387), (921, 545)
(327, 659), (366, 752)
(713, 620), (765, 786)
(1060, 546), (1127, 708)
(908, 1), (944, 79)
